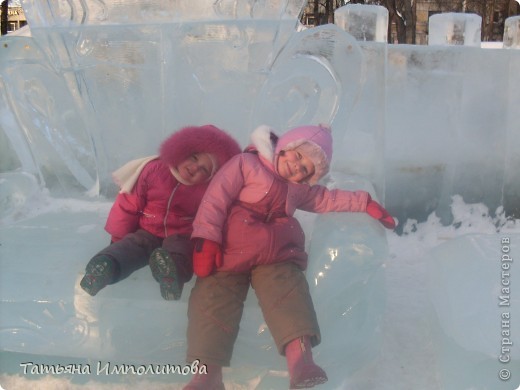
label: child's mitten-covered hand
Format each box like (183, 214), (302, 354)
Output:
(193, 239), (223, 277)
(366, 195), (396, 229)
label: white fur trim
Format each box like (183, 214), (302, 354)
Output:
(250, 125), (275, 162)
(112, 155), (158, 193)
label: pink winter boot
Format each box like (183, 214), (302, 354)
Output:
(183, 363), (225, 390)
(285, 336), (328, 389)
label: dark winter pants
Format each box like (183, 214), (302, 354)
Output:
(91, 229), (194, 284)
(186, 261), (321, 367)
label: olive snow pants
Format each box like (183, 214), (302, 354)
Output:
(186, 261), (320, 367)
(93, 229), (193, 284)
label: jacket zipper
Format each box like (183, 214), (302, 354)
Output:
(164, 182), (180, 237)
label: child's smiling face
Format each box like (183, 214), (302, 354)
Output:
(174, 153), (214, 185)
(277, 149), (315, 184)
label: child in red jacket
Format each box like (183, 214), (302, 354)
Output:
(79, 125), (240, 300)
(184, 124), (395, 389)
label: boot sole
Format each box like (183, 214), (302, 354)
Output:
(80, 256), (115, 296)
(291, 376), (328, 389)
(149, 248), (182, 300)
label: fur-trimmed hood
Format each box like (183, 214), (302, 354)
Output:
(160, 125), (241, 172)
(113, 125), (241, 193)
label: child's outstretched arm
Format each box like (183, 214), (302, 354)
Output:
(293, 184), (396, 229)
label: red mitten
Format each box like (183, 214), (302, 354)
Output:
(366, 195), (396, 229)
(193, 239), (223, 277)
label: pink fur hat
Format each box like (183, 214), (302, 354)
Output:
(275, 124), (333, 185)
(159, 125), (241, 176)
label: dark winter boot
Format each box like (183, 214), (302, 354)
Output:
(286, 336), (328, 389)
(149, 248), (183, 300)
(80, 255), (117, 296)
(183, 363), (224, 390)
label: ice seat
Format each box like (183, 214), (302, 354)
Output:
(0, 174), (389, 389)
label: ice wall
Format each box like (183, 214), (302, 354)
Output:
(2, 3), (519, 222)
(385, 43), (520, 225)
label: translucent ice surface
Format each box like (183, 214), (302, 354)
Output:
(2, 2), (519, 222)
(334, 4), (388, 43)
(21, 0), (307, 26)
(2, 1), (520, 389)
(427, 234), (520, 389)
(504, 15), (520, 49)
(428, 12), (482, 47)
(0, 175), (390, 389)
(305, 174), (388, 387)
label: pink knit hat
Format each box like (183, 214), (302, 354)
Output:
(159, 125), (241, 177)
(275, 124), (333, 185)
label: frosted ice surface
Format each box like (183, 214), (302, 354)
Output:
(0, 172), (40, 222)
(252, 24), (363, 132)
(10, 1), (312, 191)
(427, 234), (520, 389)
(21, 0), (308, 26)
(0, 175), (389, 383)
(0, 35), (98, 195)
(334, 4), (388, 43)
(304, 174), (388, 386)
(428, 13), (482, 47)
(384, 44), (520, 224)
(504, 15), (520, 48)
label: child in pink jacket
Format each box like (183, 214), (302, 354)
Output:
(79, 125), (241, 300)
(184, 124), (395, 389)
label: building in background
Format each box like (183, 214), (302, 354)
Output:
(0, 2), (26, 35)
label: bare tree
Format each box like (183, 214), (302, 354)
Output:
(310, 0), (345, 25)
(1, 0), (9, 36)
(381, 0), (409, 43)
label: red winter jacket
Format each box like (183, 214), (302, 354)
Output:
(105, 159), (207, 242)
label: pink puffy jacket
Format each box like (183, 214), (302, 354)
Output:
(105, 159), (207, 241)
(192, 151), (369, 272)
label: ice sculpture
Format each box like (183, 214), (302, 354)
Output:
(504, 15), (520, 48)
(305, 174), (388, 387)
(0, 0), (391, 387)
(427, 234), (520, 389)
(334, 4), (388, 43)
(428, 12), (482, 47)
(1, 0), (520, 389)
